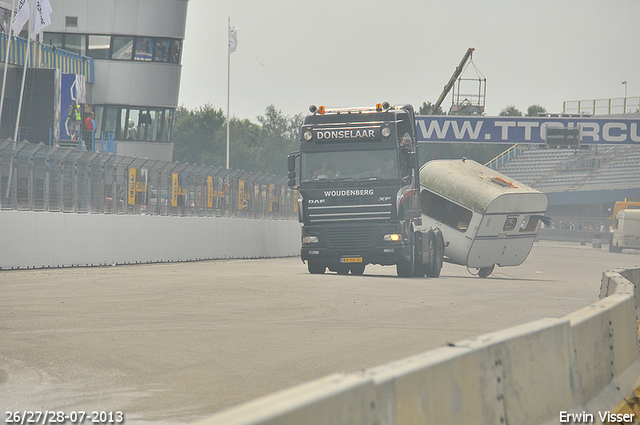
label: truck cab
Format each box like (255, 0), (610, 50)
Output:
(611, 209), (640, 253)
(288, 103), (443, 277)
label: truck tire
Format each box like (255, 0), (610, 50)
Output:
(413, 231), (428, 277)
(397, 233), (415, 278)
(335, 265), (350, 275)
(350, 264), (366, 275)
(308, 262), (326, 274)
(426, 229), (444, 278)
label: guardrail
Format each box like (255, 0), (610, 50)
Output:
(194, 266), (640, 425)
(563, 97), (640, 116)
(485, 143), (521, 170)
(0, 139), (297, 220)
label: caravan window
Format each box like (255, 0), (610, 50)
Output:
(503, 217), (518, 231)
(420, 189), (472, 232)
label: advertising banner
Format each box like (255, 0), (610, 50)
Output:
(207, 176), (214, 209)
(171, 173), (187, 207)
(60, 74), (86, 141)
(415, 116), (640, 145)
(128, 168), (148, 205)
(238, 180), (245, 210)
(128, 168), (137, 205)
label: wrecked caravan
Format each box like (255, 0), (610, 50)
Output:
(419, 159), (549, 278)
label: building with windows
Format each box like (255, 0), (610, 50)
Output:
(2, 0), (188, 161)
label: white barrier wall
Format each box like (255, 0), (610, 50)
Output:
(194, 267), (640, 425)
(0, 211), (301, 269)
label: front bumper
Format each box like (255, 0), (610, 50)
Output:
(300, 222), (410, 266)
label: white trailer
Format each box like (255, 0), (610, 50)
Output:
(419, 158), (549, 277)
(611, 209), (640, 253)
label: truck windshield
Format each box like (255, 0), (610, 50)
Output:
(301, 149), (398, 182)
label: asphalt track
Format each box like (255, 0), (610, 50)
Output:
(1, 241), (639, 423)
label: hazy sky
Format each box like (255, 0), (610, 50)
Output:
(178, 0), (639, 121)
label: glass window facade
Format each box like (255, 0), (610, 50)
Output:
(134, 37), (154, 61)
(42, 32), (180, 144)
(43, 32), (183, 64)
(112, 36), (134, 60)
(87, 35), (111, 59)
(99, 106), (174, 142)
(154, 38), (170, 62)
(63, 33), (85, 55)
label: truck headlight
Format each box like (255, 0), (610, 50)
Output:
(383, 234), (402, 242)
(303, 130), (313, 141)
(303, 236), (319, 244)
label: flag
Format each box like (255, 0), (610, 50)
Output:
(11, 0), (30, 34)
(228, 23), (238, 53)
(31, 0), (52, 41)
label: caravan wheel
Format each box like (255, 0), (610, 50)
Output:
(477, 264), (495, 278)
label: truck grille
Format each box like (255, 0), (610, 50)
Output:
(307, 203), (392, 223)
(326, 225), (376, 250)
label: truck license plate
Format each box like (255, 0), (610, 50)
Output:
(340, 257), (362, 263)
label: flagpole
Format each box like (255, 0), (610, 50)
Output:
(0, 0), (18, 131)
(13, 0), (33, 142)
(226, 17), (230, 169)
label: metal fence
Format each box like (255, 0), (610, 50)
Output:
(563, 97), (640, 116)
(0, 139), (298, 219)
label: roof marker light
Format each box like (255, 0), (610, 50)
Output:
(376, 103), (383, 112)
(318, 105), (325, 115)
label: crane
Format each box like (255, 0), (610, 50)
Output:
(428, 48), (475, 115)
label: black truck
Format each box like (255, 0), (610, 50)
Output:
(287, 102), (444, 277)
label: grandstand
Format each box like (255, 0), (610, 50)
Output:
(489, 139), (640, 229)
(495, 144), (640, 192)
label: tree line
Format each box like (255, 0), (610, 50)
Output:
(172, 102), (547, 175)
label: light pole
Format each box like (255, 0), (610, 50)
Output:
(622, 81), (627, 113)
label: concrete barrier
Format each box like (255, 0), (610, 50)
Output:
(0, 211), (301, 269)
(368, 318), (574, 425)
(194, 266), (640, 425)
(197, 373), (378, 425)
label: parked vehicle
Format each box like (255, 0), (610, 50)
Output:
(611, 209), (640, 253)
(609, 200), (640, 252)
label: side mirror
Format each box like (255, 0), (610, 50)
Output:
(287, 152), (299, 187)
(287, 153), (297, 173)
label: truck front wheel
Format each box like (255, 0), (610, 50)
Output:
(350, 264), (366, 275)
(308, 262), (326, 274)
(397, 239), (415, 278)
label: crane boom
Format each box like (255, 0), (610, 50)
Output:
(429, 48), (475, 115)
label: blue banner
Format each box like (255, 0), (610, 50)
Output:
(415, 116), (640, 145)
